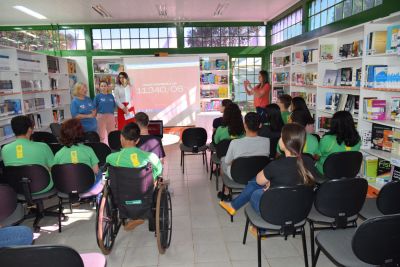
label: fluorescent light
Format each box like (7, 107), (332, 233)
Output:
(1, 37), (18, 43)
(21, 31), (37, 38)
(13, 6), (47, 20)
(92, 5), (112, 18)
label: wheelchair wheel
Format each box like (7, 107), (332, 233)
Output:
(96, 187), (121, 255)
(155, 183), (172, 254)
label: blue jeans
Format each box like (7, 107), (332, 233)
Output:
(0, 226), (33, 247)
(231, 178), (265, 213)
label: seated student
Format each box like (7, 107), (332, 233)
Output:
(106, 122), (162, 231)
(0, 225), (33, 248)
(53, 119), (103, 196)
(316, 111), (361, 174)
(135, 112), (165, 163)
(291, 97), (315, 133)
(258, 104), (284, 158)
(213, 103), (245, 144)
(219, 123), (318, 218)
(276, 94), (292, 124)
(1, 115), (54, 194)
(212, 99), (233, 131)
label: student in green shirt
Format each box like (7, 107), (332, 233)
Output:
(213, 103), (245, 144)
(316, 111), (361, 174)
(1, 116), (54, 194)
(276, 94), (292, 124)
(106, 122), (162, 231)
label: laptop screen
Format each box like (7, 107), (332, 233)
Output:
(148, 120), (163, 138)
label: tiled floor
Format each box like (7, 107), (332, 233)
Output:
(27, 144), (336, 267)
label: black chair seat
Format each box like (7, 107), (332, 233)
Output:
(222, 174), (245, 190)
(17, 188), (57, 201)
(211, 153), (221, 164)
(308, 205), (358, 225)
(359, 198), (383, 220)
(208, 143), (216, 152)
(179, 143), (207, 152)
(315, 228), (375, 267)
(315, 175), (328, 185)
(245, 205), (306, 231)
(0, 203), (24, 226)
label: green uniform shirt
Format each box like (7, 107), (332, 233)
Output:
(281, 111), (291, 124)
(53, 144), (99, 168)
(1, 138), (54, 194)
(213, 126), (245, 144)
(106, 146), (162, 180)
(277, 133), (320, 157)
(316, 134), (361, 174)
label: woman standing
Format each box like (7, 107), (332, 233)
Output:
(244, 70), (270, 117)
(114, 72), (135, 130)
(95, 81), (116, 143)
(70, 83), (97, 132)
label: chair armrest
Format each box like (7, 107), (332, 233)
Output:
(20, 177), (33, 204)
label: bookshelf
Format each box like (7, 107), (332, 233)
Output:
(0, 45), (76, 146)
(271, 11), (400, 190)
(92, 58), (124, 95)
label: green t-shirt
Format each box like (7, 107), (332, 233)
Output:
(106, 146), (162, 180)
(316, 134), (361, 174)
(276, 133), (320, 156)
(53, 144), (99, 169)
(281, 111), (291, 124)
(1, 138), (54, 194)
(213, 126), (245, 144)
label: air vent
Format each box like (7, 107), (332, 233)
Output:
(92, 4), (112, 18)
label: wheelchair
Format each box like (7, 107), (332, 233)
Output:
(95, 165), (172, 255)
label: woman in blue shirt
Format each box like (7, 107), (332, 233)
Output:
(70, 83), (97, 132)
(94, 81), (116, 143)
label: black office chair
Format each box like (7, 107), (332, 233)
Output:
(50, 123), (61, 139)
(48, 143), (63, 155)
(4, 165), (60, 231)
(31, 131), (58, 144)
(359, 179), (400, 220)
(243, 185), (314, 267)
(0, 245), (106, 267)
(321, 151), (363, 183)
(108, 130), (121, 151)
(83, 131), (100, 143)
(307, 178), (368, 266)
(84, 142), (112, 168)
(180, 127), (208, 173)
(314, 214), (400, 267)
(209, 139), (231, 190)
(52, 163), (97, 232)
(0, 184), (25, 226)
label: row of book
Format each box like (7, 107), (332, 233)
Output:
(0, 99), (22, 116)
(338, 40), (363, 58)
(0, 80), (13, 91)
(272, 56), (290, 68)
(271, 87), (286, 103)
(200, 99), (222, 112)
(200, 59), (228, 70)
(323, 68), (362, 87)
(325, 93), (359, 114)
(363, 97), (400, 122)
(23, 98), (46, 112)
(291, 92), (316, 108)
(200, 73), (228, 85)
(273, 72), (289, 84)
(292, 49), (319, 65)
(21, 79), (43, 91)
(291, 72), (317, 86)
(200, 86), (228, 99)
(17, 57), (42, 72)
(52, 109), (65, 123)
(365, 65), (400, 89)
(366, 25), (400, 55)
(362, 156), (392, 180)
(93, 63), (124, 74)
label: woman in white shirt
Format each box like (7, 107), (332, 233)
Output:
(114, 72), (135, 130)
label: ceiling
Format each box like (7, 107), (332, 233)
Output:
(0, 0), (300, 26)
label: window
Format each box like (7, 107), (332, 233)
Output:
(92, 27), (177, 50)
(184, 26), (266, 48)
(309, 0), (383, 31)
(0, 30), (55, 51)
(58, 29), (86, 50)
(271, 9), (303, 45)
(231, 57), (263, 111)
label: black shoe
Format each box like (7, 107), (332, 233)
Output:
(217, 191), (229, 201)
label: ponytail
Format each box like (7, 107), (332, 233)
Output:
(295, 155), (315, 186)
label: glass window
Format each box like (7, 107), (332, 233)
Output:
(271, 9), (303, 45)
(111, 29), (120, 39)
(121, 28), (130, 39)
(101, 29), (111, 39)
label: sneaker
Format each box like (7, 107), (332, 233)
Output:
(249, 225), (267, 240)
(217, 191), (230, 201)
(219, 201), (236, 216)
(124, 219), (145, 231)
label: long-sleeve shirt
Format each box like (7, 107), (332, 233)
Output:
(114, 84), (131, 109)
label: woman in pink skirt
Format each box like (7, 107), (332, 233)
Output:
(94, 81), (116, 143)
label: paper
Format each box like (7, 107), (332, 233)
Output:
(124, 112), (135, 120)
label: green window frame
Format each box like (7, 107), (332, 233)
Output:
(58, 29), (86, 50)
(271, 9), (303, 45)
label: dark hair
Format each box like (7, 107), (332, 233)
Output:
(11, 115), (33, 136)
(290, 110), (311, 127)
(244, 112), (261, 132)
(222, 103), (245, 137)
(264, 104), (284, 132)
(221, 99), (233, 108)
(59, 118), (85, 147)
(121, 122), (141, 142)
(278, 94), (292, 109)
(291, 97), (314, 124)
(258, 70), (269, 87)
(135, 112), (149, 127)
(116, 72), (129, 85)
(328, 111), (360, 147)
(281, 123), (314, 185)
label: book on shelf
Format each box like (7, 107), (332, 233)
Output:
(284, 56), (290, 66)
(363, 98), (386, 120)
(390, 97), (400, 122)
(355, 68), (362, 87)
(391, 129), (400, 157)
(323, 70), (339, 86)
(273, 57), (284, 68)
(386, 25), (400, 53)
(365, 65), (388, 88)
(218, 86), (228, 98)
(304, 72), (317, 86)
(340, 68), (353, 86)
(200, 99), (222, 112)
(215, 59), (227, 70)
(320, 44), (334, 61)
(200, 59), (211, 70)
(377, 158), (392, 179)
(0, 80), (13, 92)
(291, 92), (316, 108)
(52, 109), (65, 123)
(292, 51), (303, 65)
(337, 94), (348, 111)
(382, 129), (393, 152)
(23, 99), (36, 112)
(291, 72), (304, 85)
(367, 31), (387, 55)
(272, 87), (285, 103)
(0, 124), (15, 141)
(17, 57), (41, 72)
(273, 72), (289, 84)
(325, 92), (340, 110)
(4, 99), (22, 115)
(392, 166), (400, 180)
(34, 98), (45, 110)
(338, 40), (363, 58)
(0, 54), (11, 71)
(67, 61), (76, 74)
(93, 62), (124, 74)
(51, 94), (61, 107)
(363, 155), (378, 178)
(371, 123), (392, 150)
(47, 56), (60, 73)
(386, 66), (400, 89)
(318, 116), (332, 130)
(361, 129), (372, 149)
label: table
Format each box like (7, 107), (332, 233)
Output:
(162, 133), (180, 146)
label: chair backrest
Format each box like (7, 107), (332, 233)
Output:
(31, 131), (58, 144)
(48, 143), (63, 155)
(4, 165), (51, 195)
(108, 165), (154, 220)
(84, 143), (112, 167)
(352, 214), (400, 265)
(323, 151), (363, 180)
(377, 180), (400, 215)
(148, 120), (163, 138)
(259, 185), (314, 229)
(49, 123), (61, 138)
(231, 156), (270, 184)
(0, 245), (85, 267)
(83, 131), (100, 143)
(314, 178), (368, 228)
(108, 130), (121, 151)
(0, 184), (17, 221)
(216, 139), (231, 159)
(182, 127), (207, 148)
(51, 164), (95, 195)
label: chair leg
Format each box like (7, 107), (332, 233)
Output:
(209, 161), (214, 180)
(257, 228), (262, 267)
(180, 150), (183, 166)
(202, 152), (205, 165)
(205, 152), (208, 172)
(301, 227), (309, 267)
(243, 217), (250, 245)
(313, 247), (321, 267)
(309, 222), (315, 267)
(182, 152), (185, 174)
(58, 198), (62, 233)
(215, 165), (220, 191)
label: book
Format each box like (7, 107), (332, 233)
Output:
(360, 129), (372, 149)
(337, 94), (348, 111)
(386, 25), (400, 52)
(4, 99), (22, 115)
(387, 66), (400, 89)
(355, 68), (362, 87)
(363, 99), (386, 120)
(377, 158), (391, 179)
(272, 87), (284, 103)
(323, 69), (338, 86)
(391, 129), (400, 157)
(392, 166), (400, 180)
(364, 156), (378, 178)
(320, 44), (334, 60)
(215, 59), (227, 70)
(382, 129), (393, 152)
(339, 43), (352, 58)
(325, 92), (340, 110)
(366, 65), (388, 88)
(340, 68), (353, 86)
(318, 116), (332, 130)
(390, 97), (400, 121)
(218, 86), (228, 98)
(368, 31), (387, 55)
(371, 123), (392, 150)
(353, 95), (360, 115)
(352, 40), (363, 57)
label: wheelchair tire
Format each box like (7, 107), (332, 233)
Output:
(156, 183), (172, 254)
(96, 187), (120, 255)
